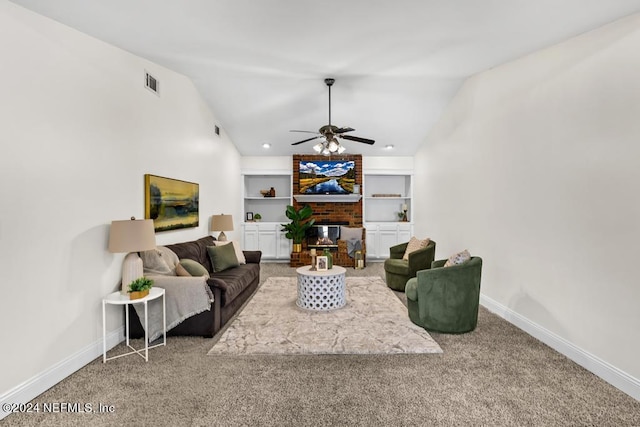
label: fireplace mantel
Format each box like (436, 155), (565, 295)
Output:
(293, 194), (362, 203)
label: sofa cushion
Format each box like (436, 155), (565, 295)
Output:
(403, 237), (430, 260)
(384, 258), (410, 275)
(207, 243), (240, 273)
(179, 259), (209, 278)
(211, 263), (260, 306)
(444, 249), (471, 267)
(213, 240), (246, 264)
(166, 236), (216, 273)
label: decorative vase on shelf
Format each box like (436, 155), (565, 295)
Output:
(323, 248), (333, 269)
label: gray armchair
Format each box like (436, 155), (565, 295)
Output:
(405, 257), (482, 334)
(384, 240), (436, 291)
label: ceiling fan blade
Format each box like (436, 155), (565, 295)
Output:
(291, 135), (323, 145)
(335, 127), (355, 134)
(339, 134), (375, 145)
(290, 130), (319, 134)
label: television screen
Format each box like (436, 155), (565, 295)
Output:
(299, 160), (356, 194)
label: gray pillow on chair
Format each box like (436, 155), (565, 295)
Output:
(340, 226), (363, 241)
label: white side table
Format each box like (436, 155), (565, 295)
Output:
(102, 287), (166, 363)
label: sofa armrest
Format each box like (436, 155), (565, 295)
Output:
(206, 277), (229, 292)
(243, 250), (262, 264)
(431, 259), (447, 269)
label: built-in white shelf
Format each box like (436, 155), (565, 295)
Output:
(244, 196), (291, 200)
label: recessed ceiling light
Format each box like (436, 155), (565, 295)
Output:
(385, 144), (394, 150)
(262, 143), (271, 149)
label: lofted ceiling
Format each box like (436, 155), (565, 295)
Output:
(10, 0), (640, 156)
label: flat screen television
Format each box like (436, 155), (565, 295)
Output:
(299, 160), (356, 194)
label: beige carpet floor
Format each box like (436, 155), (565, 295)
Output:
(3, 262), (640, 426)
(208, 276), (442, 355)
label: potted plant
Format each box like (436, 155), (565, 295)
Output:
(128, 277), (154, 300)
(281, 204), (315, 253)
(253, 213), (262, 222)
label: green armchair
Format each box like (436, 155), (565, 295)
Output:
(384, 240), (436, 291)
(405, 257), (482, 334)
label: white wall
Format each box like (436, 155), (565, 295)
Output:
(0, 0), (242, 408)
(241, 156), (291, 173)
(414, 13), (640, 396)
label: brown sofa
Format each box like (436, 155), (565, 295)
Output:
(128, 236), (261, 338)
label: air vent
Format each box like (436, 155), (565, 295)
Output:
(145, 71), (159, 95)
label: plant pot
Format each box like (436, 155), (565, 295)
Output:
(129, 289), (150, 300)
(292, 243), (302, 253)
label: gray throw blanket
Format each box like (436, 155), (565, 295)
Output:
(133, 276), (213, 342)
(346, 239), (362, 258)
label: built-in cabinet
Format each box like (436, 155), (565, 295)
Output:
(240, 170), (413, 261)
(365, 223), (413, 259)
(241, 222), (291, 260)
(363, 172), (414, 260)
(242, 172), (292, 260)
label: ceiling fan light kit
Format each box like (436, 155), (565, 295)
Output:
(291, 78), (375, 155)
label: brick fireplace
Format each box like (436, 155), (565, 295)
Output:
(290, 154), (364, 267)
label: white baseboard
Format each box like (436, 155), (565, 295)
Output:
(480, 294), (640, 401)
(0, 328), (124, 421)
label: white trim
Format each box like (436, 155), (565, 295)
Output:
(480, 294), (640, 401)
(294, 194), (362, 203)
(0, 328), (124, 421)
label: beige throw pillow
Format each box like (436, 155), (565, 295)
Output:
(403, 237), (430, 260)
(444, 249), (471, 267)
(175, 263), (192, 277)
(213, 240), (246, 264)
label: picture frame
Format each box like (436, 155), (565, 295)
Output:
(144, 174), (199, 232)
(246, 212), (254, 222)
(316, 256), (328, 271)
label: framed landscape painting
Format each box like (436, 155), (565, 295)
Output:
(144, 174), (199, 232)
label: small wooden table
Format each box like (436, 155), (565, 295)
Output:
(295, 265), (347, 311)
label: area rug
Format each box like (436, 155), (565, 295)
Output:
(208, 276), (442, 355)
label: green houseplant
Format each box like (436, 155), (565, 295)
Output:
(253, 213), (262, 222)
(281, 204), (315, 253)
(128, 277), (154, 300)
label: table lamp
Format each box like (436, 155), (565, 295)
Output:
(211, 214), (234, 241)
(108, 217), (157, 293)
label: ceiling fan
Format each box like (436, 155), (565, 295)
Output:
(290, 78), (375, 154)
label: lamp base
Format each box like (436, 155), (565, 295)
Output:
(217, 231), (227, 241)
(121, 252), (144, 294)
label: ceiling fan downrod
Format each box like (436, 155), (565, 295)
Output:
(325, 78), (334, 128)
